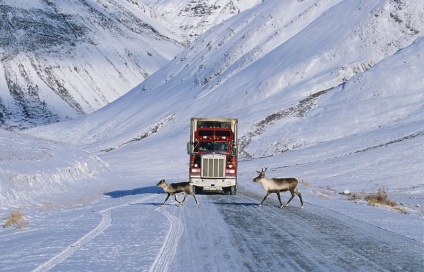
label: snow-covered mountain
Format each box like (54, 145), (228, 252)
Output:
(30, 0), (424, 154)
(10, 0), (420, 207)
(0, 0), (259, 130)
(142, 0), (262, 39)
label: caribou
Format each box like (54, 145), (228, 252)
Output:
(156, 179), (200, 206)
(253, 167), (303, 208)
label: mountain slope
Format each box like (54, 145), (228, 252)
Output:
(0, 0), (184, 129)
(4, 0), (424, 223)
(0, 0), (262, 130)
(29, 0), (424, 153)
(21, 0), (423, 202)
(143, 0), (262, 39)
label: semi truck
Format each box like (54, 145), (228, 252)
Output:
(187, 118), (238, 195)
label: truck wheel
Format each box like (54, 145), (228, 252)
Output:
(229, 185), (237, 195)
(194, 186), (203, 194)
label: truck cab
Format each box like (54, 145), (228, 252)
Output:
(187, 118), (238, 194)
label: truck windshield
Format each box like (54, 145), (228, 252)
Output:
(198, 142), (229, 152)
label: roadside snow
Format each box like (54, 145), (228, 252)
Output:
(0, 130), (113, 209)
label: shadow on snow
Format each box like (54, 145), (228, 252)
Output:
(104, 185), (162, 198)
(103, 186), (258, 207)
(210, 201), (257, 207)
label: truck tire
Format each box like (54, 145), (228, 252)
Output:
(230, 185), (237, 195)
(194, 186), (203, 194)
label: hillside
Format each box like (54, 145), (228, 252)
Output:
(29, 0), (424, 155)
(0, 0), (259, 129)
(18, 0), (423, 209)
(142, 0), (262, 39)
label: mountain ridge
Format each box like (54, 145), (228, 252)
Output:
(1, 0), (258, 129)
(27, 0), (424, 159)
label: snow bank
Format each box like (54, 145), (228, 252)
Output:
(0, 130), (113, 210)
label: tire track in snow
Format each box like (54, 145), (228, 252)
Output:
(149, 207), (184, 272)
(32, 195), (157, 272)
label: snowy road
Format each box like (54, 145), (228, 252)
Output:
(172, 189), (423, 272)
(1, 186), (422, 271)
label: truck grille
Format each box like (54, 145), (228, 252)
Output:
(202, 156), (225, 178)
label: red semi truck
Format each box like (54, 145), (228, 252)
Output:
(187, 118), (238, 195)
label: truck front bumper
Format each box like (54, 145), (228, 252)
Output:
(189, 176), (236, 190)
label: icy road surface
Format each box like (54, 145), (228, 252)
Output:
(1, 187), (421, 272)
(173, 190), (422, 272)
